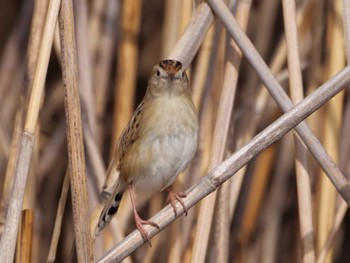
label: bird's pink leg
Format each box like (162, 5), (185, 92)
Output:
(164, 187), (188, 217)
(128, 183), (159, 246)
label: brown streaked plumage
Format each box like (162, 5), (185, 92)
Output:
(95, 59), (199, 245)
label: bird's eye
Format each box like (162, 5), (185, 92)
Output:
(181, 71), (185, 78)
(156, 69), (161, 77)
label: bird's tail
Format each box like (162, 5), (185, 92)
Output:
(94, 182), (125, 236)
(101, 158), (120, 200)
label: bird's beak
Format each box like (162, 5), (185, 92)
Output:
(169, 73), (174, 81)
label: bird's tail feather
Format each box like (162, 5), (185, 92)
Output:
(101, 158), (120, 200)
(94, 182), (125, 236)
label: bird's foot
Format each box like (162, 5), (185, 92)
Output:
(134, 212), (159, 247)
(164, 188), (188, 217)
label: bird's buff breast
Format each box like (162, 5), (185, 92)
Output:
(121, 97), (198, 195)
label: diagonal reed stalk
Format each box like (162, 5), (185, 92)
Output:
(58, 0), (92, 261)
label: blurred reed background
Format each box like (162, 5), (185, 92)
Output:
(0, 0), (350, 262)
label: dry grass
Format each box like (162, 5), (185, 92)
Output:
(1, 0), (350, 262)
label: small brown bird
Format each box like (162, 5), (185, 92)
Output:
(95, 59), (199, 244)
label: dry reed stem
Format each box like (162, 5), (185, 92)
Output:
(207, 0), (350, 204)
(159, 3), (184, 260)
(194, 20), (227, 263)
(37, 121), (65, 179)
(42, 81), (64, 119)
(74, 0), (96, 138)
(169, 3), (214, 68)
(161, 0), (182, 58)
(0, 108), (22, 228)
(74, 0), (104, 209)
(180, 88), (215, 255)
(168, 223), (181, 263)
(0, 0), (61, 260)
(110, 0), (141, 158)
(0, 132), (34, 262)
(22, 2), (48, 243)
(88, 0), (106, 57)
(184, 22), (215, 210)
(0, 0), (32, 105)
(241, 0), (279, 110)
(241, 146), (276, 248)
(16, 209), (34, 263)
(190, 19), (224, 263)
(47, 172), (69, 263)
(227, 39), (287, 226)
(20, 5), (49, 258)
(142, 204), (164, 262)
(344, 0), (350, 59)
(316, 201), (348, 263)
(191, 24), (215, 110)
(93, 0), (119, 148)
(261, 135), (294, 263)
(0, 115), (10, 160)
(144, 231), (163, 263)
(191, 1), (251, 262)
(317, 1), (345, 262)
(341, 1), (350, 179)
(97, 63), (350, 262)
(84, 127), (106, 193)
(23, 127), (38, 209)
(305, 0), (325, 157)
(0, 0), (34, 161)
(53, 24), (61, 62)
(164, 2), (193, 262)
(282, 0), (315, 262)
(213, 0), (253, 258)
(58, 0), (92, 261)
(214, 177), (230, 263)
(251, 0), (279, 59)
(25, 0), (60, 134)
(26, 0), (48, 96)
(180, 0), (193, 35)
